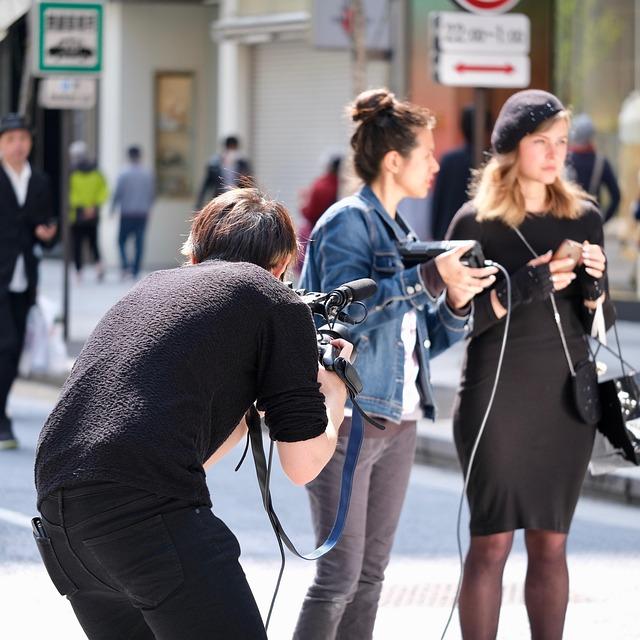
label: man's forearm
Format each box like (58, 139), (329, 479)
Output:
(276, 403), (343, 486)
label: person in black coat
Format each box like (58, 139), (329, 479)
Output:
(567, 113), (620, 222)
(195, 135), (252, 208)
(431, 106), (490, 240)
(0, 113), (57, 449)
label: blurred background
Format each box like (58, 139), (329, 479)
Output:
(1, 0), (640, 307)
(2, 3), (640, 638)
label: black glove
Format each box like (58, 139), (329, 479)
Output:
(576, 265), (605, 301)
(495, 263), (553, 310)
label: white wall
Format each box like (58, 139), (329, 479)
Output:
(99, 2), (217, 269)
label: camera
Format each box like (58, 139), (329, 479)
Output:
(290, 278), (377, 373)
(397, 240), (486, 268)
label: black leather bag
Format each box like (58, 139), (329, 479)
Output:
(572, 358), (602, 425)
(589, 325), (640, 474)
(596, 374), (640, 461)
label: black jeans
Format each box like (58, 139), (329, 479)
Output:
(38, 483), (267, 639)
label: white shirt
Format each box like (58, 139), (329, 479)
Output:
(3, 160), (31, 292)
(344, 310), (423, 423)
(400, 310), (423, 421)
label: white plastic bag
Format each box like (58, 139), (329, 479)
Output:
(18, 297), (69, 378)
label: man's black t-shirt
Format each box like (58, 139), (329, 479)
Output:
(35, 261), (327, 507)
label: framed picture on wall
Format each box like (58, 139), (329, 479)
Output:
(155, 71), (195, 197)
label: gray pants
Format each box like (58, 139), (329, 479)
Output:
(293, 420), (417, 640)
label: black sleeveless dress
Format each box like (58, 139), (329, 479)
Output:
(446, 202), (612, 535)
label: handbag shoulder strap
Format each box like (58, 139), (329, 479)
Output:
(512, 226), (576, 376)
(588, 153), (605, 197)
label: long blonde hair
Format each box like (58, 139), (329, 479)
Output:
(471, 112), (592, 227)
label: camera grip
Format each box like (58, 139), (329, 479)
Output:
(321, 344), (341, 371)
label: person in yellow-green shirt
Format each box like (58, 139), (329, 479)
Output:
(69, 141), (108, 281)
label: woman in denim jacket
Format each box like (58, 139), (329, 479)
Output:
(293, 89), (498, 640)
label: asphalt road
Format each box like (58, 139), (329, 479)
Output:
(1, 383), (640, 639)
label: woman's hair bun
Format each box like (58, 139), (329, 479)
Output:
(351, 89), (395, 124)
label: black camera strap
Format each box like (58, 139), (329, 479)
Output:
(242, 357), (387, 628)
(245, 355), (385, 561)
(246, 403), (365, 561)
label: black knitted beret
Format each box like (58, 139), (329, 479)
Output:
(491, 90), (565, 154)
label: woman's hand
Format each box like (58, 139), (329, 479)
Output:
(581, 241), (606, 279)
(435, 242), (498, 308)
(578, 242), (606, 305)
(529, 251), (576, 292)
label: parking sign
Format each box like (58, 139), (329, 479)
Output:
(33, 1), (103, 75)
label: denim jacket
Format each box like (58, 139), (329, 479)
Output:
(300, 185), (472, 423)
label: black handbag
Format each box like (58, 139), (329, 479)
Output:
(571, 357), (601, 424)
(546, 292), (603, 425)
(588, 324), (640, 474)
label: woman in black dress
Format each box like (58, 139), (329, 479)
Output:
(446, 90), (612, 639)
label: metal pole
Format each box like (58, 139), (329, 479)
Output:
(473, 87), (488, 168)
(61, 109), (71, 342)
(350, 0), (366, 96)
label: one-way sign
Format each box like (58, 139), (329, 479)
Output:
(431, 11), (531, 88)
(436, 52), (529, 88)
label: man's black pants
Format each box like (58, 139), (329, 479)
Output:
(0, 291), (31, 420)
(38, 483), (267, 639)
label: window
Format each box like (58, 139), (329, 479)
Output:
(154, 71), (195, 197)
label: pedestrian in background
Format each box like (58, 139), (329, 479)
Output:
(195, 135), (252, 208)
(294, 88), (497, 640)
(68, 141), (108, 281)
(567, 113), (620, 222)
(296, 153), (342, 270)
(446, 90), (614, 639)
(431, 105), (491, 240)
(111, 145), (155, 279)
(0, 113), (57, 450)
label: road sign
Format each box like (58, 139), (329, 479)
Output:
(432, 11), (529, 55)
(452, 0), (521, 14)
(33, 1), (103, 76)
(431, 11), (530, 88)
(38, 77), (96, 109)
(435, 52), (529, 88)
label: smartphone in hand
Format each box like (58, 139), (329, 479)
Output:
(553, 239), (582, 267)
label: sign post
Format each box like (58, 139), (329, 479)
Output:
(32, 0), (103, 341)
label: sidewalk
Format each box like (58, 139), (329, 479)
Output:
(28, 258), (640, 504)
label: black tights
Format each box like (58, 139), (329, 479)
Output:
(459, 530), (568, 640)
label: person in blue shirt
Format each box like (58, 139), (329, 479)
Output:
(293, 88), (497, 640)
(111, 146), (156, 279)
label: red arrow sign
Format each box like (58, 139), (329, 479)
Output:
(455, 63), (515, 73)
